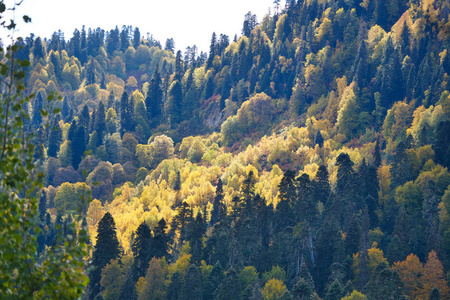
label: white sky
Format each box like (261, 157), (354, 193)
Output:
(4, 0), (285, 52)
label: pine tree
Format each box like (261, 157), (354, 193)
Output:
(132, 222), (152, 281)
(89, 212), (121, 299)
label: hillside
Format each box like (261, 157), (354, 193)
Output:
(14, 0), (450, 298)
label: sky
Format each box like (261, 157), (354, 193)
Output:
(4, 0), (285, 52)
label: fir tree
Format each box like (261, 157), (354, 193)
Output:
(132, 222), (152, 281)
(47, 115), (62, 157)
(89, 212), (121, 300)
(145, 67), (163, 124)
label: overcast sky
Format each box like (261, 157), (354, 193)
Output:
(4, 0), (285, 52)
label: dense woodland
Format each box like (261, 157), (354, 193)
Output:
(10, 0), (450, 298)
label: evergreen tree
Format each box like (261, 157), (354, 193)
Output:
(89, 212), (121, 299)
(145, 67), (163, 124)
(151, 218), (170, 260)
(325, 279), (344, 300)
(364, 262), (404, 300)
(86, 59), (96, 85)
(165, 80), (183, 125)
(119, 270), (137, 300)
(434, 121), (450, 170)
(31, 92), (43, 128)
(314, 129), (324, 148)
(214, 268), (241, 300)
(132, 222), (152, 281)
(95, 101), (106, 146)
(211, 178), (226, 226)
(167, 271), (184, 300)
(242, 11), (258, 37)
(71, 125), (86, 169)
(79, 105), (90, 129)
(180, 264), (203, 300)
(314, 165), (331, 205)
(62, 96), (70, 120)
(133, 27), (140, 48)
(175, 50), (184, 81)
(429, 287), (441, 300)
(206, 32), (217, 70)
(47, 115), (62, 158)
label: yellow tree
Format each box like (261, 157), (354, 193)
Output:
(418, 251), (450, 299)
(262, 279), (287, 300)
(393, 253), (423, 299)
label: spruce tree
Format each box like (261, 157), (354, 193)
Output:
(79, 105), (90, 129)
(165, 80), (183, 125)
(95, 101), (106, 146)
(132, 222), (152, 281)
(71, 125), (86, 169)
(89, 212), (121, 300)
(47, 115), (62, 158)
(31, 92), (43, 128)
(211, 178), (226, 226)
(151, 218), (170, 260)
(206, 32), (217, 70)
(180, 264), (203, 300)
(145, 67), (163, 124)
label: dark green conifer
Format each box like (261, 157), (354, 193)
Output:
(132, 222), (152, 281)
(89, 212), (121, 299)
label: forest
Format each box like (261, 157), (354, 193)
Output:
(2, 0), (450, 299)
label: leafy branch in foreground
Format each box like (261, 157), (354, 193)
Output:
(0, 1), (89, 298)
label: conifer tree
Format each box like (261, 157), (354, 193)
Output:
(86, 59), (96, 85)
(79, 105), (90, 129)
(145, 67), (163, 124)
(165, 80), (183, 125)
(211, 178), (226, 226)
(187, 213), (206, 263)
(206, 32), (217, 70)
(95, 101), (106, 146)
(180, 265), (203, 300)
(152, 218), (170, 260)
(47, 115), (62, 158)
(31, 92), (44, 128)
(133, 27), (140, 48)
(132, 222), (152, 281)
(175, 50), (184, 81)
(89, 212), (121, 299)
(71, 125), (86, 169)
